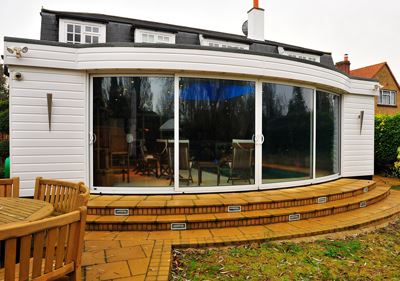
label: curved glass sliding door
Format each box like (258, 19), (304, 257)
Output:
(316, 91), (340, 177)
(262, 83), (313, 183)
(179, 78), (255, 187)
(93, 76), (174, 188)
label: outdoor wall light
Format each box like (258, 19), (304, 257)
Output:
(6, 46), (29, 58)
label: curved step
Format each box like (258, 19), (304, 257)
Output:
(87, 179), (375, 216)
(86, 184), (389, 231)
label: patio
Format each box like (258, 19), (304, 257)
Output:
(82, 188), (400, 280)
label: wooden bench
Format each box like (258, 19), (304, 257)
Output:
(0, 206), (87, 280)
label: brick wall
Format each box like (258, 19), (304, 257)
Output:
(374, 65), (400, 115)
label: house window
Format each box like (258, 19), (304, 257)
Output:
(59, 19), (106, 44)
(134, 29), (175, 44)
(378, 90), (397, 106)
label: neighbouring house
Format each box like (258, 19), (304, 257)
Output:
(336, 57), (399, 115)
(3, 2), (379, 196)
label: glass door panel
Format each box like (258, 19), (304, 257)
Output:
(92, 76), (174, 188)
(262, 83), (313, 183)
(178, 77), (256, 188)
(316, 91), (340, 177)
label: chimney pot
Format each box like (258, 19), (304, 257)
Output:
(253, 0), (259, 8)
(335, 54), (351, 75)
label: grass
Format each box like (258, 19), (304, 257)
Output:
(172, 220), (400, 281)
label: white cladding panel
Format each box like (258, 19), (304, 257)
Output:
(341, 94), (374, 177)
(9, 67), (87, 196)
(4, 41), (378, 97)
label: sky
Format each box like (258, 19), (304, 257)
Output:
(1, 0), (399, 79)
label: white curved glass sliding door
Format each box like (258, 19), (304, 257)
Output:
(262, 83), (314, 184)
(178, 77), (256, 188)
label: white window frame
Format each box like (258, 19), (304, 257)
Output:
(200, 36), (250, 50)
(378, 90), (397, 106)
(59, 18), (106, 44)
(134, 29), (175, 44)
(278, 47), (321, 63)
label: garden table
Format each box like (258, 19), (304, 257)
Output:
(0, 197), (54, 224)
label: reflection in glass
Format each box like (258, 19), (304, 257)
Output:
(262, 83), (313, 183)
(316, 91), (340, 177)
(93, 77), (174, 187)
(179, 78), (255, 187)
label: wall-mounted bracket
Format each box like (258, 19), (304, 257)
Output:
(358, 110), (364, 134)
(47, 93), (53, 131)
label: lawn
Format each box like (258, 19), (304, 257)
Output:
(172, 219), (400, 281)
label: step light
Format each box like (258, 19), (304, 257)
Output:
(359, 201), (367, 208)
(171, 223), (187, 231)
(317, 196), (327, 204)
(288, 213), (301, 221)
(227, 205), (242, 213)
(363, 187), (369, 193)
(114, 209), (129, 216)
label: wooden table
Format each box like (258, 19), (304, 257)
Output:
(0, 197), (54, 224)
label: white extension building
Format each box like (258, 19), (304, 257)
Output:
(3, 5), (378, 196)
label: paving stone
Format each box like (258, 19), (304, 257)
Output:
(127, 258), (151, 276)
(85, 261), (131, 280)
(82, 249), (106, 266)
(106, 246), (147, 262)
(85, 240), (121, 252)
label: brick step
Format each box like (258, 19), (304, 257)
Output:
(88, 179), (375, 216)
(86, 184), (389, 231)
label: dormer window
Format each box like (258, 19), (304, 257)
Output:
(134, 29), (175, 44)
(278, 47), (320, 63)
(200, 36), (249, 50)
(59, 19), (106, 44)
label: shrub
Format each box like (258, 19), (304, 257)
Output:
(375, 114), (400, 173)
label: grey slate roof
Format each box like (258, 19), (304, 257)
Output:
(40, 8), (330, 57)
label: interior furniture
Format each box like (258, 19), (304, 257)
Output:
(34, 178), (90, 215)
(167, 140), (193, 185)
(197, 161), (221, 186)
(0, 206), (87, 281)
(0, 177), (19, 198)
(227, 139), (254, 184)
(0, 198), (54, 224)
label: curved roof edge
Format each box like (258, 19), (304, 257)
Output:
(4, 36), (377, 84)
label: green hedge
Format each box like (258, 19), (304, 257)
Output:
(375, 114), (400, 172)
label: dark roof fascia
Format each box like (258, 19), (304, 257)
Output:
(41, 8), (329, 56)
(3, 36), (376, 83)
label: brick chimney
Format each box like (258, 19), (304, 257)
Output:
(247, 0), (265, 41)
(335, 54), (351, 74)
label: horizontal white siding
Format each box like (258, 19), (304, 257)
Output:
(4, 41), (378, 97)
(9, 67), (87, 196)
(341, 94), (374, 177)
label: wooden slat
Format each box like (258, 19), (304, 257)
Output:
(19, 235), (32, 280)
(34, 262), (74, 281)
(0, 198), (54, 225)
(44, 228), (58, 273)
(34, 177), (42, 200)
(32, 231), (45, 278)
(13, 177), (20, 198)
(5, 238), (17, 280)
(55, 225), (68, 269)
(66, 222), (79, 263)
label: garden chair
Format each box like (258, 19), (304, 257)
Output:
(34, 178), (90, 215)
(0, 206), (87, 281)
(227, 139), (254, 184)
(0, 177), (19, 198)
